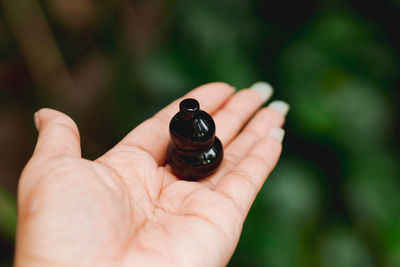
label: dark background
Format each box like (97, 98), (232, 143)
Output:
(1, 0), (400, 266)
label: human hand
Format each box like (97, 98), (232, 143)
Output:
(16, 82), (288, 266)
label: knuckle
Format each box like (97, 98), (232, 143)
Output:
(153, 111), (171, 125)
(243, 128), (263, 140)
(230, 168), (258, 193)
(207, 82), (235, 91)
(223, 107), (245, 125)
(224, 151), (243, 167)
(248, 152), (273, 170)
(47, 121), (80, 140)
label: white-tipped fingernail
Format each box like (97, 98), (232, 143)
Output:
(34, 111), (40, 131)
(269, 128), (285, 143)
(268, 100), (290, 116)
(250, 81), (273, 102)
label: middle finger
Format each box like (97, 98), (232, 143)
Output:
(213, 82), (274, 147)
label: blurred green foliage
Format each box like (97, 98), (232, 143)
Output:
(0, 188), (16, 242)
(1, 0), (399, 266)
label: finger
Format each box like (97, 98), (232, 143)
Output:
(32, 108), (81, 159)
(104, 82), (235, 165)
(215, 128), (285, 219)
(201, 101), (289, 187)
(213, 82), (273, 146)
(18, 109), (80, 204)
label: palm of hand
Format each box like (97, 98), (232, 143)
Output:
(17, 83), (285, 267)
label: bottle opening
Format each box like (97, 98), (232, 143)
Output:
(180, 98), (200, 114)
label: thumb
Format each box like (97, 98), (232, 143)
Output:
(33, 108), (81, 159)
(17, 109), (81, 205)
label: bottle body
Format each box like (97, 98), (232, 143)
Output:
(168, 98), (224, 181)
(167, 137), (223, 181)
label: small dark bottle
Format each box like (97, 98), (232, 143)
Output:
(167, 98), (223, 181)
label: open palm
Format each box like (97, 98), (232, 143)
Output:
(16, 82), (287, 267)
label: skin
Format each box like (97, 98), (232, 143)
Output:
(15, 82), (285, 267)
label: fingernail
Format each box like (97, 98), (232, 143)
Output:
(34, 111), (40, 131)
(269, 128), (285, 143)
(268, 100), (290, 116)
(250, 81), (273, 102)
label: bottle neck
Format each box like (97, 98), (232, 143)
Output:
(179, 98), (199, 121)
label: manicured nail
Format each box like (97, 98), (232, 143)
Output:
(34, 111), (40, 131)
(250, 81), (273, 102)
(269, 128), (285, 143)
(268, 100), (290, 116)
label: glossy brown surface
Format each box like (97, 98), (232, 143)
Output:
(168, 98), (223, 180)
